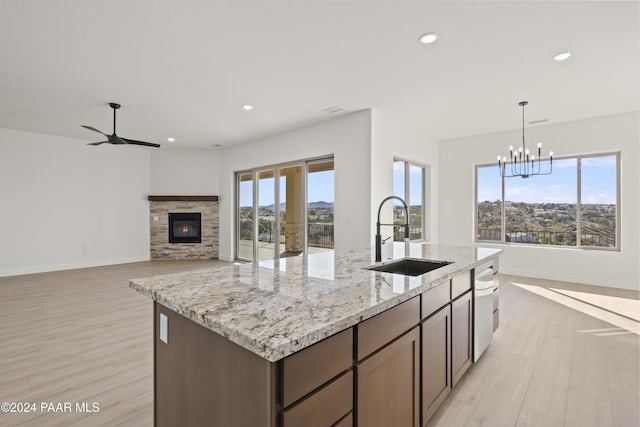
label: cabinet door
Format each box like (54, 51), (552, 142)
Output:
(422, 306), (451, 425)
(451, 291), (472, 387)
(356, 327), (420, 427)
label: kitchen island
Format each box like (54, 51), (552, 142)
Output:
(130, 243), (501, 426)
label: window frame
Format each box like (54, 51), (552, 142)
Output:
(235, 155), (334, 262)
(393, 157), (429, 241)
(474, 151), (620, 251)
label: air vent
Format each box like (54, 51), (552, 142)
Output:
(322, 105), (343, 114)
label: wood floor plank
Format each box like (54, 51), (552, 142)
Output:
(515, 408), (564, 427)
(610, 390), (640, 427)
(465, 352), (537, 427)
(565, 390), (614, 427)
(521, 336), (573, 422)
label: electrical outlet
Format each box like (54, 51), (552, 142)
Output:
(159, 313), (168, 344)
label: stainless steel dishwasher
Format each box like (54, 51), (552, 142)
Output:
(474, 262), (496, 362)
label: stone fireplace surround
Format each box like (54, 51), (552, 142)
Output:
(148, 196), (219, 260)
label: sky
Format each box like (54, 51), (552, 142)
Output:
(478, 155), (617, 204)
(393, 161), (423, 206)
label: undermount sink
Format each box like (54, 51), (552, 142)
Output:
(365, 258), (452, 277)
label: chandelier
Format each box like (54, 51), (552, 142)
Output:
(498, 101), (553, 178)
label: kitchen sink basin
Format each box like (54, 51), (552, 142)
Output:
(365, 258), (452, 277)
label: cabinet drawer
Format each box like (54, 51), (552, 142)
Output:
(492, 288), (499, 310)
(282, 328), (353, 408)
(357, 296), (420, 361)
(421, 280), (450, 319)
(452, 271), (472, 299)
(281, 370), (353, 427)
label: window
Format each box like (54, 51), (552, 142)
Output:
(307, 160), (335, 251)
(236, 157), (334, 261)
(475, 152), (619, 250)
(237, 173), (254, 260)
(393, 159), (426, 241)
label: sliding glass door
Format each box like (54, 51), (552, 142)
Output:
(237, 173), (254, 260)
(236, 157), (334, 262)
(307, 159), (335, 252)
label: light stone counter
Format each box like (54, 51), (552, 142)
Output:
(130, 243), (501, 362)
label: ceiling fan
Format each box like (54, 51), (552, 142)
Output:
(82, 103), (160, 148)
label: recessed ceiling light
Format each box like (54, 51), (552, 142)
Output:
(167, 137), (175, 142)
(241, 104), (253, 111)
(418, 32), (439, 44)
(553, 51), (571, 61)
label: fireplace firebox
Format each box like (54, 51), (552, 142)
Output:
(169, 213), (202, 243)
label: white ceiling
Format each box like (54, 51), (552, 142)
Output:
(0, 1), (638, 150)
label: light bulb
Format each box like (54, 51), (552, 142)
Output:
(537, 142), (542, 148)
(509, 145), (513, 151)
(497, 155), (501, 161)
(525, 149), (530, 155)
(549, 151), (554, 157)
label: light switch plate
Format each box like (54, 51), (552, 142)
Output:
(159, 313), (168, 344)
(153, 215), (160, 222)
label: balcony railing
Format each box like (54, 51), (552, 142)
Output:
(393, 226), (423, 241)
(477, 228), (615, 247)
(251, 219), (335, 249)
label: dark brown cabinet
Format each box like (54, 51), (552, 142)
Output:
(451, 290), (472, 387)
(356, 327), (420, 427)
(280, 328), (353, 426)
(154, 304), (276, 427)
(422, 305), (451, 424)
(281, 371), (353, 427)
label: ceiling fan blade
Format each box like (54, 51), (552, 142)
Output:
(81, 104), (159, 148)
(81, 125), (107, 135)
(122, 137), (161, 148)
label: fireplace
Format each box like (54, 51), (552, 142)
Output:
(169, 213), (202, 243)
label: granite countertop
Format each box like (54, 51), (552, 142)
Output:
(130, 243), (501, 362)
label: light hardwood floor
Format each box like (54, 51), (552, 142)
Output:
(430, 274), (640, 427)
(0, 263), (638, 426)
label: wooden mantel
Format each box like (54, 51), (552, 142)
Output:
(148, 195), (219, 202)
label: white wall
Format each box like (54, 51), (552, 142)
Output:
(217, 111), (372, 261)
(150, 150), (220, 195)
(371, 110), (440, 244)
(439, 112), (639, 290)
(0, 128), (152, 276)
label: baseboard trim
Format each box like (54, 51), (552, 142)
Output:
(0, 256), (151, 278)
